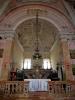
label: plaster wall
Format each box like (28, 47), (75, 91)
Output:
(12, 39), (24, 70)
(50, 39), (62, 69)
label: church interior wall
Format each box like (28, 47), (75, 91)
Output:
(50, 39), (62, 70)
(12, 38), (24, 70)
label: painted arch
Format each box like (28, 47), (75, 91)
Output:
(0, 4), (74, 33)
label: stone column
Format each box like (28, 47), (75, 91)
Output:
(60, 34), (73, 80)
(0, 31), (15, 80)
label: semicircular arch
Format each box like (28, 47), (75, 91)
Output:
(0, 4), (74, 33)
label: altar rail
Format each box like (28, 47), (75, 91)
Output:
(48, 81), (75, 96)
(0, 81), (29, 95)
(0, 81), (75, 96)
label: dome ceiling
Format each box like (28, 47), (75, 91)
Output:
(16, 19), (58, 53)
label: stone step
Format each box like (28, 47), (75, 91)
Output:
(28, 91), (54, 100)
(0, 91), (75, 100)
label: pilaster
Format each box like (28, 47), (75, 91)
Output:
(0, 31), (15, 80)
(60, 33), (75, 80)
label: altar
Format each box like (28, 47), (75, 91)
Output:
(24, 79), (50, 91)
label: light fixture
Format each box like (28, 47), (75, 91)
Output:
(33, 10), (42, 60)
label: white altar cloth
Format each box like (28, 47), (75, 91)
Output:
(24, 79), (50, 91)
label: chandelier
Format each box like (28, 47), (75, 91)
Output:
(33, 10), (42, 60)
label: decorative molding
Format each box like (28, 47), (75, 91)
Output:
(60, 33), (75, 41)
(0, 30), (15, 39)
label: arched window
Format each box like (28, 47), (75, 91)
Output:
(43, 59), (51, 69)
(24, 59), (31, 69)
